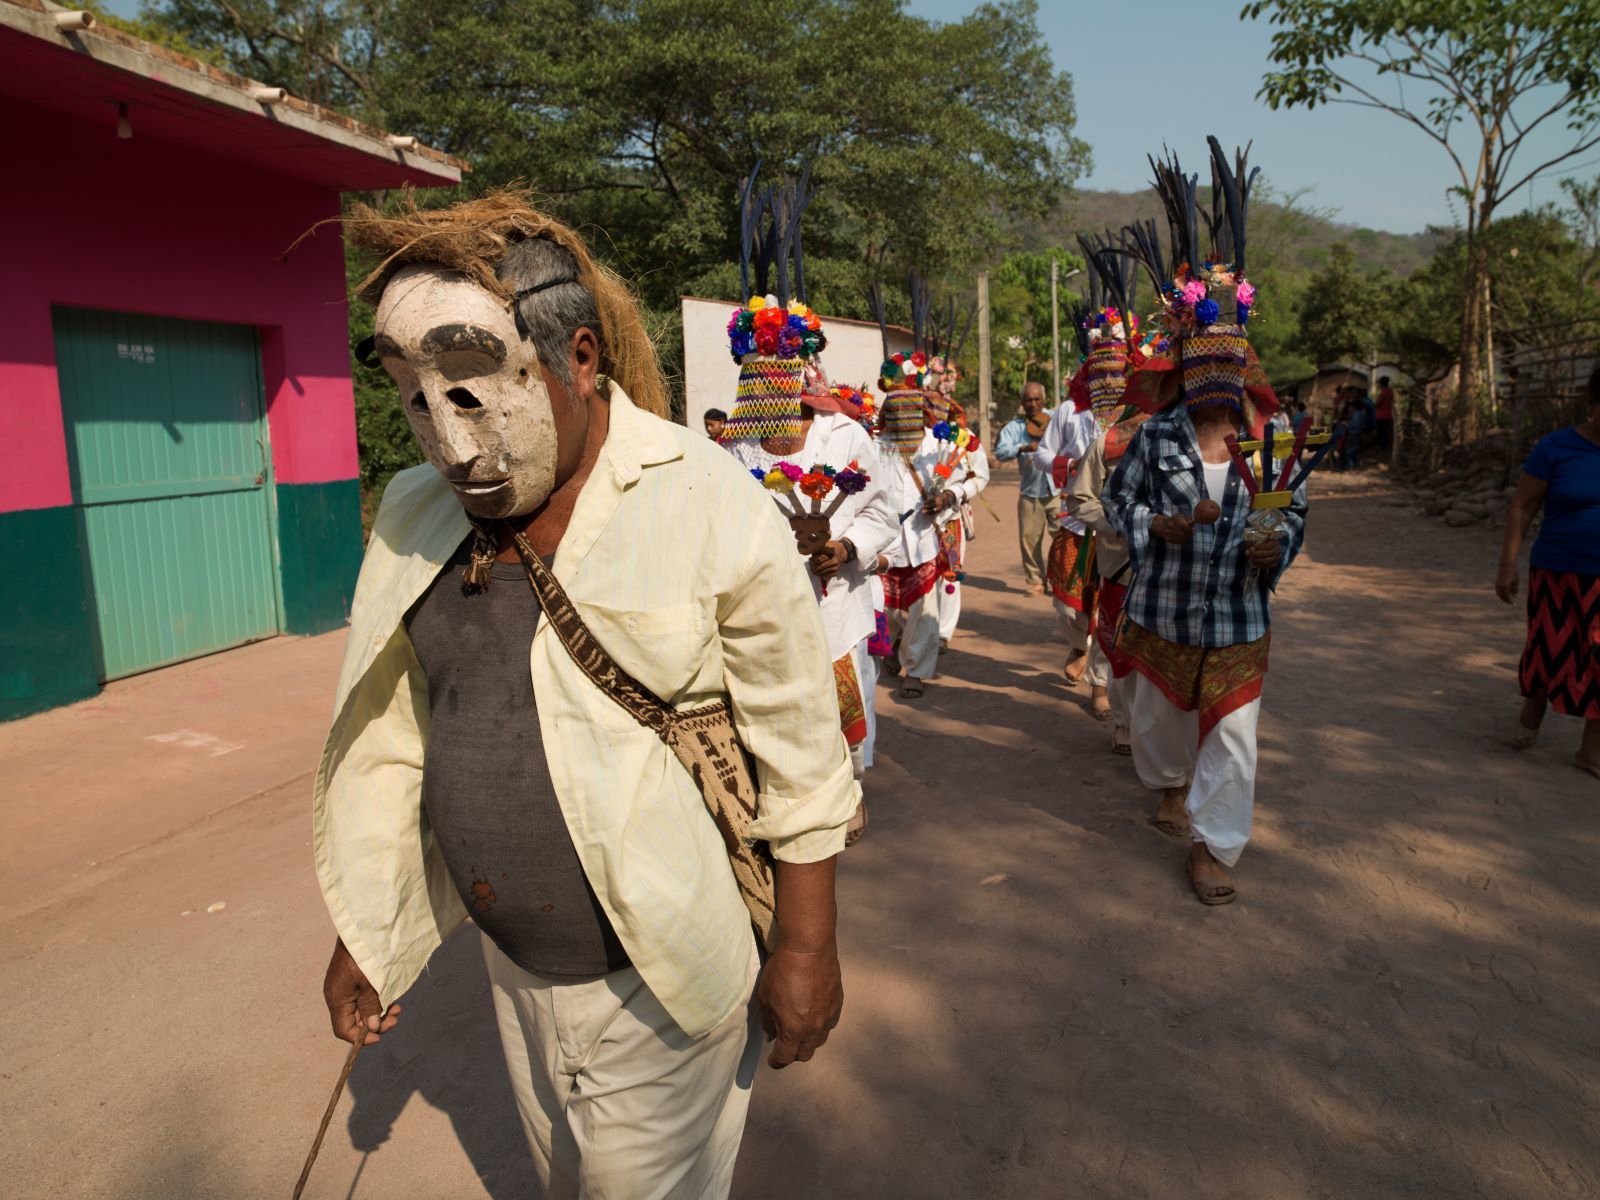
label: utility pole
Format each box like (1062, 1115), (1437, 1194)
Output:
(1050, 258), (1061, 408)
(977, 270), (992, 450)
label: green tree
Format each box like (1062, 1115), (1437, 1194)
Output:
(142, 0), (1090, 304)
(989, 247), (1083, 408)
(137, 0), (1091, 491)
(1244, 0), (1600, 435)
(1296, 243), (1394, 368)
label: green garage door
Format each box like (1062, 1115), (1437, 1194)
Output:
(54, 307), (280, 681)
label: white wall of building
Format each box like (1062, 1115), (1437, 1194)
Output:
(680, 295), (915, 432)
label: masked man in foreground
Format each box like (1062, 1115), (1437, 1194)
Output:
(312, 193), (855, 1199)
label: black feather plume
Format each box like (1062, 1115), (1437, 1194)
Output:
(736, 160), (763, 303)
(1119, 217), (1171, 299)
(1148, 147), (1201, 274)
(1205, 136), (1257, 273)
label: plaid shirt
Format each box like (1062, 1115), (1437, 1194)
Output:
(1102, 408), (1307, 647)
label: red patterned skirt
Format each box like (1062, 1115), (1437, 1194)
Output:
(1120, 621), (1270, 743)
(1095, 579), (1132, 678)
(882, 561), (940, 611)
(834, 652), (868, 746)
(1519, 568), (1600, 719)
(1048, 528), (1098, 614)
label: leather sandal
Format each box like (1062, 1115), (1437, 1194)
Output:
(1188, 848), (1237, 905)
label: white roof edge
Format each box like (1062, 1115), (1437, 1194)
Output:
(3, 0), (463, 184)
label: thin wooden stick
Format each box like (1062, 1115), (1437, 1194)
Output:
(292, 1034), (364, 1200)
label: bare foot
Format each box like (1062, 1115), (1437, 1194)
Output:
(1063, 651), (1087, 687)
(1187, 843), (1237, 905)
(1513, 694), (1546, 750)
(1149, 787), (1190, 837)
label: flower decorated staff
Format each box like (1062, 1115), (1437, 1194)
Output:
(753, 460), (873, 590)
(1223, 414), (1342, 581)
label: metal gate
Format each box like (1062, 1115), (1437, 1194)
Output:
(53, 307), (280, 680)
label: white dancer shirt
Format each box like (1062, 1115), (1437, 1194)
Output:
(727, 412), (898, 661)
(1031, 405), (1100, 535)
(881, 429), (986, 569)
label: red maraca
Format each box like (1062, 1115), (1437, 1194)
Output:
(1193, 499), (1222, 525)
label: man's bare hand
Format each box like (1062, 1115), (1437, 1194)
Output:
(810, 540), (849, 580)
(1245, 537), (1284, 569)
(1151, 513), (1195, 544)
(323, 937), (401, 1046)
(755, 943), (843, 1069)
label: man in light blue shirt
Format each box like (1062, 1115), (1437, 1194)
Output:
(993, 381), (1056, 592)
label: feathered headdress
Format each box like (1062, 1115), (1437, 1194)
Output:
(723, 163), (829, 442)
(926, 290), (977, 398)
(868, 266), (929, 454)
(1116, 140), (1276, 425)
(1070, 230), (1141, 423)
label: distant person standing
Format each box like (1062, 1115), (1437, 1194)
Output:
(1497, 362), (1600, 778)
(993, 382), (1056, 593)
(703, 407), (727, 440)
(1374, 376), (1396, 457)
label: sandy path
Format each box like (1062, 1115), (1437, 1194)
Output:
(1, 467), (1595, 1199)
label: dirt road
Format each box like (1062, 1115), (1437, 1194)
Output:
(2, 468), (1595, 1199)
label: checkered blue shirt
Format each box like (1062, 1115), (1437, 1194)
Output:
(1102, 408), (1307, 647)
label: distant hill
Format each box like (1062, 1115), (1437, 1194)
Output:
(1022, 188), (1446, 279)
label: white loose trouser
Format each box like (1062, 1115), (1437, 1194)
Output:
(855, 638), (878, 771)
(937, 578), (961, 640)
(1108, 672), (1134, 732)
(1127, 673), (1260, 867)
(1085, 632), (1111, 689)
(887, 587), (942, 681)
(1054, 599), (1090, 650)
(483, 934), (762, 1200)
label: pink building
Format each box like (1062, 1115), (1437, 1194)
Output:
(0, 1), (461, 719)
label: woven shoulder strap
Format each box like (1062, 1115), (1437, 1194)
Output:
(500, 525), (778, 949)
(507, 529), (673, 736)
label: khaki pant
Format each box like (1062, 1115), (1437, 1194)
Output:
(483, 933), (762, 1200)
(1017, 495), (1055, 586)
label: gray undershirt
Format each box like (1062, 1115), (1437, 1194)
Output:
(404, 538), (629, 978)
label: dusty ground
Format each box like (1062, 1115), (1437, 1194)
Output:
(1, 467), (1596, 1200)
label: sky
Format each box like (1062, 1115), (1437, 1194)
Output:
(908, 0), (1598, 234)
(99, 0), (1597, 234)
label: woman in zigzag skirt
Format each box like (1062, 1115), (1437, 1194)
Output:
(1498, 361), (1600, 778)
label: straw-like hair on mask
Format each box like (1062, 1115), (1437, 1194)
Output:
(347, 188), (668, 417)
